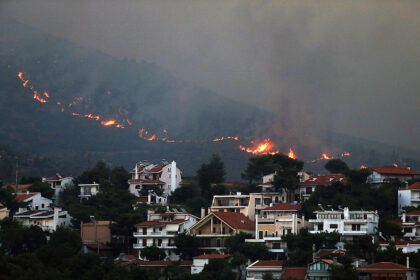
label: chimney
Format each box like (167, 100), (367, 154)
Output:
(201, 207), (206, 219)
(135, 163), (139, 180)
(170, 161), (176, 192)
(402, 212), (406, 223)
(355, 259), (359, 268)
(255, 214), (259, 239)
(53, 207), (60, 231)
(407, 255), (410, 268)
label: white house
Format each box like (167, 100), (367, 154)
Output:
(0, 203), (9, 220)
(15, 192), (52, 210)
(398, 182), (420, 214)
(299, 174), (347, 201)
(42, 175), (74, 199)
(393, 211), (420, 239)
(79, 182), (100, 202)
(14, 207), (72, 232)
(367, 166), (419, 185)
(133, 210), (198, 260)
(191, 254), (231, 274)
(13, 192), (71, 232)
(309, 207), (379, 240)
(128, 160), (181, 204)
(378, 241), (420, 253)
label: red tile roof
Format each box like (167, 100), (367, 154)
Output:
(194, 254), (231, 259)
(369, 167), (419, 176)
(250, 260), (284, 267)
(148, 165), (165, 173)
(129, 179), (165, 185)
(213, 212), (255, 231)
(15, 193), (37, 202)
(138, 260), (192, 267)
(44, 176), (63, 181)
(315, 249), (346, 258)
(378, 240), (420, 246)
(300, 174), (347, 186)
(263, 203), (301, 211)
(358, 262), (416, 272)
(280, 267), (307, 280)
(135, 219), (186, 227)
(400, 182), (420, 190)
(406, 210), (420, 216)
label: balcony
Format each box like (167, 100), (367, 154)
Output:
(133, 231), (176, 237)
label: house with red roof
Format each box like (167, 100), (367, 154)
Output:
(191, 253), (231, 274)
(307, 259), (340, 280)
(128, 160), (182, 205)
(133, 210), (199, 260)
(246, 260), (284, 280)
(398, 182), (420, 214)
(190, 211), (255, 253)
(299, 174), (347, 201)
(13, 192), (71, 232)
(367, 166), (419, 185)
(357, 261), (417, 280)
(245, 203), (307, 255)
(280, 267), (307, 280)
(378, 240), (420, 254)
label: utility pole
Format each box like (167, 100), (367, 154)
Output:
(15, 160), (18, 194)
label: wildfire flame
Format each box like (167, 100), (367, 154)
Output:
(393, 163), (398, 168)
(288, 148), (297, 159)
(101, 120), (116, 126)
(341, 152), (351, 157)
(239, 139), (279, 155)
(320, 153), (334, 160)
(360, 165), (367, 169)
(212, 136), (239, 142)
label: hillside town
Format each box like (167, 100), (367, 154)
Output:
(1, 155), (420, 280)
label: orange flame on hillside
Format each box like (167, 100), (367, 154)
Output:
(239, 139), (279, 155)
(360, 165), (367, 169)
(288, 148), (297, 159)
(212, 136), (239, 142)
(33, 91), (47, 103)
(341, 152), (351, 157)
(393, 163), (398, 168)
(101, 120), (116, 126)
(320, 153), (334, 160)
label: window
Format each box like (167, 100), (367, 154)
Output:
(330, 224), (338, 229)
(255, 198), (261, 205)
(318, 223), (324, 230)
(352, 224), (361, 231)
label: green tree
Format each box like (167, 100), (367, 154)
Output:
(23, 225), (47, 252)
(140, 246), (166, 260)
(28, 181), (54, 199)
(378, 220), (403, 238)
(225, 232), (271, 261)
(324, 159), (349, 174)
(174, 232), (200, 260)
(197, 154), (226, 197)
(170, 184), (200, 204)
(263, 272), (274, 280)
(195, 258), (235, 280)
(330, 264), (359, 280)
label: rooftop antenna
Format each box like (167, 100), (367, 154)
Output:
(318, 204), (325, 211)
(15, 159), (18, 194)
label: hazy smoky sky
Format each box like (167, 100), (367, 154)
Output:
(1, 0), (419, 149)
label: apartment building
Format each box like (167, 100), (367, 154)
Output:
(190, 211), (255, 253)
(14, 207), (71, 232)
(133, 211), (198, 260)
(210, 192), (288, 221)
(398, 182), (420, 214)
(309, 207), (379, 239)
(246, 203), (306, 254)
